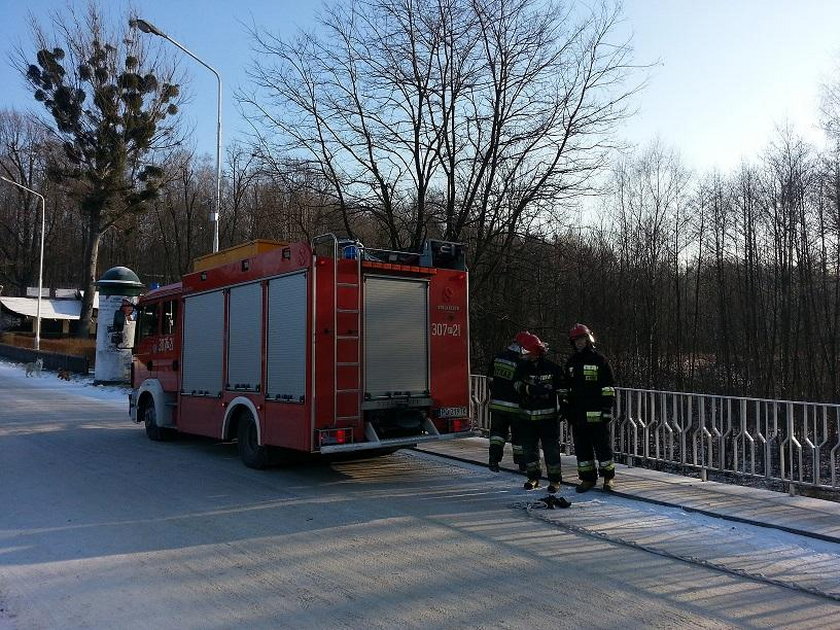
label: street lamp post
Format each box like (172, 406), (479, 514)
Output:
(130, 17), (222, 253)
(0, 176), (46, 351)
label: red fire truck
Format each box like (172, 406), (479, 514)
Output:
(129, 234), (473, 467)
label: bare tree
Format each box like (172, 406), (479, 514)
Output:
(0, 111), (59, 294)
(813, 148), (840, 398)
(607, 141), (690, 385)
(241, 0), (640, 281)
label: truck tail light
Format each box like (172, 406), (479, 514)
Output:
(319, 428), (353, 446)
(448, 418), (471, 433)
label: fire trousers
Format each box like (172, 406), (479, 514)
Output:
(571, 415), (615, 482)
(488, 409), (524, 466)
(519, 417), (563, 483)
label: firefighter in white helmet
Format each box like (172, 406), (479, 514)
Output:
(565, 323), (617, 492)
(486, 333), (528, 473)
(513, 332), (565, 493)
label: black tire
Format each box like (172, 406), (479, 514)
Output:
(142, 400), (172, 441)
(237, 410), (270, 469)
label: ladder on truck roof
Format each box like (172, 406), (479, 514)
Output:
(313, 234), (362, 428)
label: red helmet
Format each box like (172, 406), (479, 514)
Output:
(518, 331), (547, 356)
(514, 331), (532, 348)
(569, 323), (595, 344)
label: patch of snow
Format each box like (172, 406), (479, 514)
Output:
(0, 357), (130, 405)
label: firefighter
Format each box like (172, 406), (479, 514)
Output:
(486, 333), (528, 473)
(565, 323), (617, 492)
(514, 332), (565, 493)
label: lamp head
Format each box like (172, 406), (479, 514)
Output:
(129, 18), (166, 37)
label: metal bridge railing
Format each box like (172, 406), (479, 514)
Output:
(470, 376), (840, 492)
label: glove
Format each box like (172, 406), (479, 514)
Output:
(536, 495), (571, 509)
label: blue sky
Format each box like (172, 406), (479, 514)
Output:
(1, 0), (839, 173)
(621, 0), (840, 171)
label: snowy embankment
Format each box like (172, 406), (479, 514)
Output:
(0, 357), (129, 406)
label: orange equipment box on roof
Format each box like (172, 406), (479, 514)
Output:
(192, 240), (288, 272)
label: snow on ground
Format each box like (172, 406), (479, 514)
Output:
(410, 445), (840, 600)
(415, 444), (840, 560)
(514, 483), (840, 599)
(0, 357), (129, 406)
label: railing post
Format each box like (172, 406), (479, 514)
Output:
(699, 396), (707, 482)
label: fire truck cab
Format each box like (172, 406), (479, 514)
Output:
(129, 235), (473, 467)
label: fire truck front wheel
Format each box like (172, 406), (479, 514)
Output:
(237, 411), (269, 469)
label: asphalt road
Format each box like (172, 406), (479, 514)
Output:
(1, 370), (839, 629)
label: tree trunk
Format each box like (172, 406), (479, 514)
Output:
(76, 217), (103, 339)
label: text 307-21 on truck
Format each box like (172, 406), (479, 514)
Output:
(128, 234), (474, 468)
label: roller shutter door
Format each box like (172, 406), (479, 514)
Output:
(181, 290), (224, 395)
(364, 277), (428, 396)
(227, 282), (262, 391)
(266, 272), (307, 401)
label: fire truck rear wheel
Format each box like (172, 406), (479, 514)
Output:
(142, 399), (173, 442)
(237, 411), (269, 469)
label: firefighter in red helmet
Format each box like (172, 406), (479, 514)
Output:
(513, 332), (566, 493)
(564, 323), (617, 492)
(486, 333), (528, 473)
